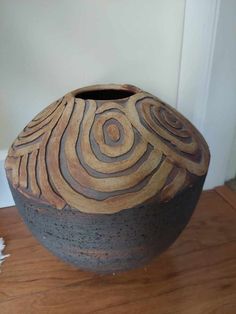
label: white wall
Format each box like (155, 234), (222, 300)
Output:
(177, 0), (236, 189)
(0, 153), (14, 208)
(202, 0), (236, 188)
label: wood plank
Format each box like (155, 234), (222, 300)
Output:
(0, 208), (92, 302)
(215, 185), (236, 211)
(0, 189), (236, 313)
(1, 241), (236, 314)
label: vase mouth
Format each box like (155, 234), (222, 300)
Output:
(70, 84), (142, 101)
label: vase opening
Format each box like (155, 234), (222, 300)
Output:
(74, 89), (135, 100)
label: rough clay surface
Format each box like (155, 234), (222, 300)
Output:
(10, 176), (205, 273)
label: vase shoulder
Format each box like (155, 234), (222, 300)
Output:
(5, 84), (210, 214)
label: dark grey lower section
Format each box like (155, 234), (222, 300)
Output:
(10, 177), (205, 273)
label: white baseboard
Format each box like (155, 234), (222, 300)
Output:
(0, 150), (15, 208)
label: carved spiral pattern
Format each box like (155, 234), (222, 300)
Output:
(5, 89), (210, 214)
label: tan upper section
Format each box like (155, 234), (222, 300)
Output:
(5, 85), (210, 214)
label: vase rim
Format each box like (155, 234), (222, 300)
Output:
(69, 84), (143, 101)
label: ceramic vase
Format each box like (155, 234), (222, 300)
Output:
(5, 84), (210, 273)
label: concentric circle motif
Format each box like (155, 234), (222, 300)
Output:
(5, 89), (210, 214)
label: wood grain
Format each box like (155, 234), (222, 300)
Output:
(215, 185), (236, 211)
(0, 188), (236, 313)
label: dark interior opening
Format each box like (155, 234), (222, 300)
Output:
(74, 89), (135, 100)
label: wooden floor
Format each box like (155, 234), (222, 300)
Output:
(0, 188), (236, 314)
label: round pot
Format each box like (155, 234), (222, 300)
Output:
(5, 84), (210, 273)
